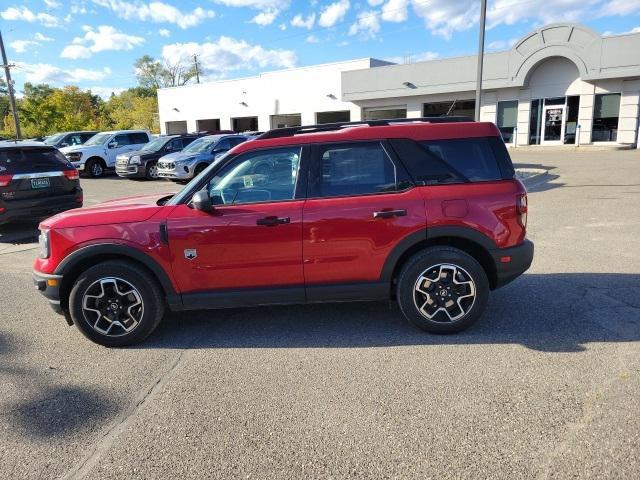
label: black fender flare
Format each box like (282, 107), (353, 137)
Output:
(379, 226), (497, 282)
(55, 243), (180, 305)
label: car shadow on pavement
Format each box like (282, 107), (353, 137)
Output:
(0, 219), (40, 245)
(0, 331), (119, 440)
(143, 273), (640, 354)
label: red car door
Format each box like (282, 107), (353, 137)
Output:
(303, 141), (426, 299)
(166, 146), (306, 303)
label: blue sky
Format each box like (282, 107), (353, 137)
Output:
(2, 0), (640, 98)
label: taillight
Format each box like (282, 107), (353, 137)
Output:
(63, 169), (79, 181)
(0, 174), (13, 187)
(517, 193), (528, 228)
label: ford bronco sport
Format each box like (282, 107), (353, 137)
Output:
(33, 118), (533, 347)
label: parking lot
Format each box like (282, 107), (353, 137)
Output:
(1, 150), (639, 479)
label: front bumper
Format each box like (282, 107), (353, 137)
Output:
(33, 270), (64, 315)
(70, 161), (85, 171)
(115, 163), (145, 178)
(491, 239), (534, 289)
(157, 165), (193, 180)
(0, 192), (83, 224)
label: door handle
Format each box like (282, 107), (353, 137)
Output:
(373, 209), (407, 219)
(256, 216), (290, 226)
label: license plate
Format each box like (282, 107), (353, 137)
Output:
(31, 177), (50, 189)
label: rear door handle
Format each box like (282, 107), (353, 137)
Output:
(256, 216), (290, 226)
(373, 209), (407, 219)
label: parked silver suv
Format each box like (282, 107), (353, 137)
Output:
(157, 134), (249, 181)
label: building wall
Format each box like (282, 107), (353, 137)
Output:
(157, 59), (378, 134)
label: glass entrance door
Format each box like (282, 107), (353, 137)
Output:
(541, 105), (565, 145)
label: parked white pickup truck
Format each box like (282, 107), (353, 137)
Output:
(60, 130), (152, 177)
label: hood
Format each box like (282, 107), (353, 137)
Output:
(118, 148), (155, 159)
(60, 144), (99, 154)
(41, 193), (175, 229)
(161, 150), (209, 162)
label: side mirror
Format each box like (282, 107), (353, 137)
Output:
(60, 142), (69, 148)
(108, 141), (117, 149)
(192, 190), (212, 212)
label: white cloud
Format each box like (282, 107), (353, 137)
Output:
(367, 0), (385, 5)
(44, 0), (62, 8)
(1, 6), (61, 27)
(34, 32), (54, 42)
(381, 0), (408, 22)
(212, 0), (290, 10)
(89, 86), (126, 99)
(305, 34), (319, 43)
(161, 36), (296, 79)
(318, 0), (350, 28)
(290, 12), (315, 29)
(10, 40), (40, 53)
(598, 0), (640, 16)
(158, 28), (171, 37)
(603, 26), (640, 36)
(17, 62), (111, 84)
(61, 25), (145, 59)
(251, 10), (277, 25)
(91, 0), (216, 29)
(348, 10), (381, 39)
(486, 38), (518, 51)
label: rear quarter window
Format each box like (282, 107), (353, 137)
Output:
(420, 138), (502, 182)
(0, 147), (72, 174)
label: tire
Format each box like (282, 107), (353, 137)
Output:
(145, 161), (159, 180)
(194, 163), (207, 176)
(85, 158), (105, 178)
(396, 246), (489, 334)
(68, 260), (165, 347)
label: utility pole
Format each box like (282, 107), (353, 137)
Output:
(193, 54), (200, 84)
(474, 0), (487, 122)
(0, 30), (21, 139)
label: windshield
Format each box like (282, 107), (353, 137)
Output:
(84, 133), (112, 146)
(140, 137), (169, 152)
(183, 137), (215, 154)
(43, 134), (66, 145)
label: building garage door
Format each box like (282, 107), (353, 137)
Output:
(363, 106), (407, 121)
(271, 114), (301, 129)
(197, 119), (221, 132)
(232, 117), (259, 132)
(166, 121), (188, 134)
(316, 111), (351, 124)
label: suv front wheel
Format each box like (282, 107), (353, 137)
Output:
(397, 246), (489, 334)
(68, 260), (165, 347)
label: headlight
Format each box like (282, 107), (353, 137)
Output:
(65, 152), (83, 161)
(38, 229), (50, 259)
(129, 155), (141, 165)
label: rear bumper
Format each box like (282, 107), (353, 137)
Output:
(491, 239), (534, 289)
(0, 192), (82, 224)
(33, 270), (64, 315)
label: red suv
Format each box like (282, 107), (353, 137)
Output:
(33, 118), (533, 346)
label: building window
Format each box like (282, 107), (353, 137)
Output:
(232, 117), (258, 132)
(316, 111), (351, 124)
(166, 121), (188, 135)
(363, 106), (407, 121)
(529, 99), (542, 145)
(496, 100), (518, 143)
(564, 96), (580, 144)
(423, 100), (475, 118)
(592, 93), (621, 142)
(271, 114), (302, 129)
(196, 119), (220, 132)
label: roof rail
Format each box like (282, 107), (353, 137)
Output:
(257, 116), (474, 140)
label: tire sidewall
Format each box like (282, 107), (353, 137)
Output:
(397, 247), (489, 334)
(69, 261), (164, 347)
(86, 158), (104, 178)
(145, 161), (158, 180)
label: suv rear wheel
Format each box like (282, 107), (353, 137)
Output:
(68, 260), (164, 347)
(397, 246), (489, 333)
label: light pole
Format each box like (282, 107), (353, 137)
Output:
(474, 0), (487, 122)
(0, 30), (21, 139)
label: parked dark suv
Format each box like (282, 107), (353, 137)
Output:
(33, 118), (533, 347)
(115, 134), (200, 180)
(0, 142), (82, 225)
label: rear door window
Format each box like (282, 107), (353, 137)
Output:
(0, 147), (72, 174)
(419, 138), (502, 182)
(314, 142), (398, 198)
(114, 134), (133, 147)
(131, 132), (150, 144)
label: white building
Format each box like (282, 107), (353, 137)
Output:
(158, 23), (640, 147)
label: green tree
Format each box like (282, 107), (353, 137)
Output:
(134, 54), (197, 89)
(105, 88), (158, 132)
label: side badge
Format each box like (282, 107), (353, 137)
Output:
(184, 249), (197, 260)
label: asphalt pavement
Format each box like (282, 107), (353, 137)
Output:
(0, 152), (639, 479)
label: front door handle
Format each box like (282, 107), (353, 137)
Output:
(256, 216), (290, 226)
(373, 209), (407, 219)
